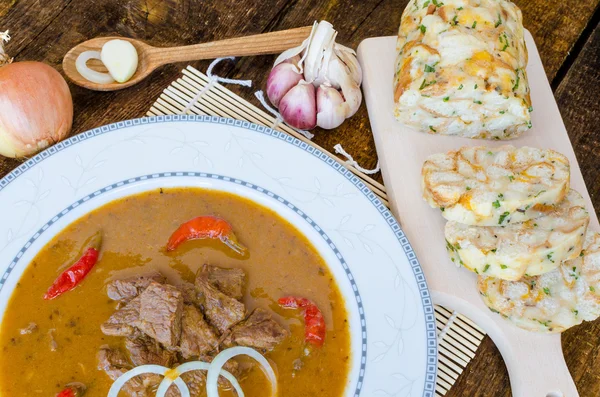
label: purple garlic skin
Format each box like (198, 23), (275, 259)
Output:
(266, 61), (303, 107)
(279, 81), (317, 130)
(316, 85), (346, 130)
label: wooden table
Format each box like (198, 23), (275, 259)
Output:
(1, 0), (599, 395)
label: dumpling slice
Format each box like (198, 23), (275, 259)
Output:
(478, 230), (600, 333)
(422, 146), (570, 226)
(445, 189), (589, 280)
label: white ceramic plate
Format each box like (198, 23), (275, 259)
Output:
(0, 116), (437, 397)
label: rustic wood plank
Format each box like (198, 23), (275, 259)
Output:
(515, 0), (600, 82)
(555, 23), (600, 216)
(0, 1), (599, 396)
(3, 0), (597, 183)
(0, 0), (298, 177)
(0, 0), (72, 55)
(556, 21), (600, 396)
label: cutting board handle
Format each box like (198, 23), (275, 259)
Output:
(500, 333), (577, 397)
(432, 291), (579, 397)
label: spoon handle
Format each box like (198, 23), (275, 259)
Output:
(147, 26), (313, 66)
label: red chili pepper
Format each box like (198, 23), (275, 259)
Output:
(56, 382), (87, 397)
(166, 216), (247, 256)
(44, 232), (102, 300)
(56, 383), (86, 397)
(278, 296), (326, 347)
(56, 389), (76, 397)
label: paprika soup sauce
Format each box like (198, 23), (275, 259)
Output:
(0, 188), (351, 397)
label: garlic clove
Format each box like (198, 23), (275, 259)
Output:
(303, 21), (336, 84)
(100, 39), (138, 83)
(312, 31), (337, 87)
(334, 44), (363, 86)
(316, 85), (346, 130)
(326, 56), (362, 118)
(266, 62), (303, 107)
(279, 81), (317, 130)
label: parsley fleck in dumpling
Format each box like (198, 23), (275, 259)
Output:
(445, 189), (589, 281)
(422, 146), (570, 226)
(478, 231), (600, 333)
(394, 0), (532, 139)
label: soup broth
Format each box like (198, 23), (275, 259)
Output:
(0, 188), (350, 397)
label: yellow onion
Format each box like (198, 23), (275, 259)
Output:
(0, 31), (73, 158)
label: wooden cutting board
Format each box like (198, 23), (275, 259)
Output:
(357, 31), (599, 397)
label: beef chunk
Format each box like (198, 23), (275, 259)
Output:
(137, 282), (184, 347)
(107, 272), (166, 302)
(178, 304), (219, 359)
(125, 334), (178, 367)
(178, 281), (203, 307)
(101, 296), (141, 337)
(198, 265), (246, 300)
(97, 346), (133, 380)
(222, 308), (288, 352)
(97, 346), (156, 397)
(195, 277), (245, 334)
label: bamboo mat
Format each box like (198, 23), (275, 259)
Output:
(147, 65), (488, 396)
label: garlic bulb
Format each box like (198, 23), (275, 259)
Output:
(266, 21), (362, 130)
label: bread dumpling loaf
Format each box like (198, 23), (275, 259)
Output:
(394, 0), (532, 139)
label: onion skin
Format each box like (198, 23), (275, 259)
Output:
(266, 62), (302, 108)
(279, 81), (317, 130)
(0, 61), (73, 158)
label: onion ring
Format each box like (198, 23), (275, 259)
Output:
(206, 347), (278, 397)
(75, 50), (115, 85)
(107, 364), (190, 397)
(155, 361), (244, 397)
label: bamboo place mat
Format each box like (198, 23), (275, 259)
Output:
(147, 65), (488, 396)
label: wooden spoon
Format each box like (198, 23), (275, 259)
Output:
(63, 26), (312, 91)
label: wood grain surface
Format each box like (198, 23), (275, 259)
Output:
(0, 0), (599, 395)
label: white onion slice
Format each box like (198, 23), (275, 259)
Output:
(75, 50), (115, 85)
(155, 361), (244, 397)
(107, 364), (190, 397)
(207, 347), (278, 397)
